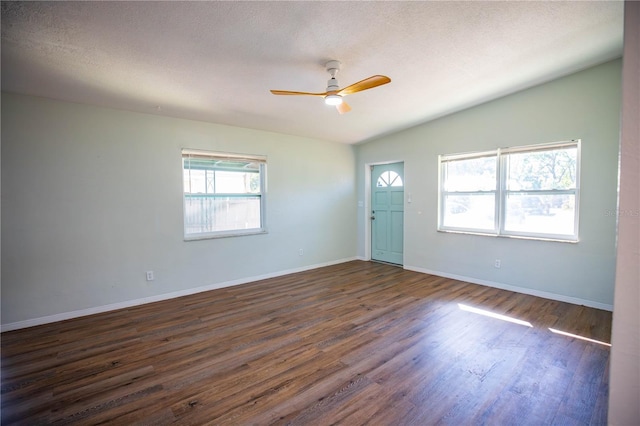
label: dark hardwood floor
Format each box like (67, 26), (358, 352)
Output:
(1, 261), (612, 425)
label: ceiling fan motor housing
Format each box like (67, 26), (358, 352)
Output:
(327, 77), (340, 92)
(325, 60), (341, 91)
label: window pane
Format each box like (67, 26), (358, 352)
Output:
(506, 147), (577, 191)
(443, 156), (496, 192)
(505, 194), (576, 235)
(215, 170), (260, 194)
(184, 168), (260, 195)
(184, 169), (208, 194)
(442, 194), (495, 231)
(184, 196), (261, 234)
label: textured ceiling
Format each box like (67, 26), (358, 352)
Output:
(1, 1), (624, 144)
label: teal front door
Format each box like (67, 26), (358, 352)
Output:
(371, 163), (404, 265)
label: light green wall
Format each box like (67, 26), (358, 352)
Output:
(356, 59), (621, 308)
(1, 59), (622, 326)
(1, 93), (357, 325)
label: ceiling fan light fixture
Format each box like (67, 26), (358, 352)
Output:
(325, 94), (343, 106)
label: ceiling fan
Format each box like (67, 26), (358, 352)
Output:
(270, 60), (391, 114)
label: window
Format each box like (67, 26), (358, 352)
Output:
(182, 149), (267, 239)
(438, 140), (580, 242)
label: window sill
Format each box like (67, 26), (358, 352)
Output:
(437, 229), (578, 244)
(184, 229), (268, 241)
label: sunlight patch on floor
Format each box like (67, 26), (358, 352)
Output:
(456, 303), (611, 347)
(548, 328), (611, 347)
(457, 303), (533, 327)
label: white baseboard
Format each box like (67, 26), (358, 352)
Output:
(1, 257), (359, 332)
(403, 264), (613, 312)
(3, 257), (611, 332)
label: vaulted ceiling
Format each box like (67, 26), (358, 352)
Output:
(1, 1), (624, 144)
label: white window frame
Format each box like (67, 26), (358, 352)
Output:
(182, 149), (267, 240)
(438, 140), (580, 242)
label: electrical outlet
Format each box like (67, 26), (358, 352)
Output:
(494, 259), (501, 269)
(299, 249), (304, 256)
(146, 271), (154, 281)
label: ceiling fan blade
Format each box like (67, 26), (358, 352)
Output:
(270, 89), (327, 96)
(336, 101), (351, 114)
(338, 75), (391, 96)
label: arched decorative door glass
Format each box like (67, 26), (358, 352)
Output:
(377, 171), (403, 187)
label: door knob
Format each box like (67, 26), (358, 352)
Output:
(371, 216), (375, 220)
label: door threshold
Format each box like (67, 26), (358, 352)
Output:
(370, 260), (403, 268)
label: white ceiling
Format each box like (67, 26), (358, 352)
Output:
(1, 1), (624, 144)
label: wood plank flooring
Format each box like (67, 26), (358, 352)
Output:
(1, 260), (612, 425)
